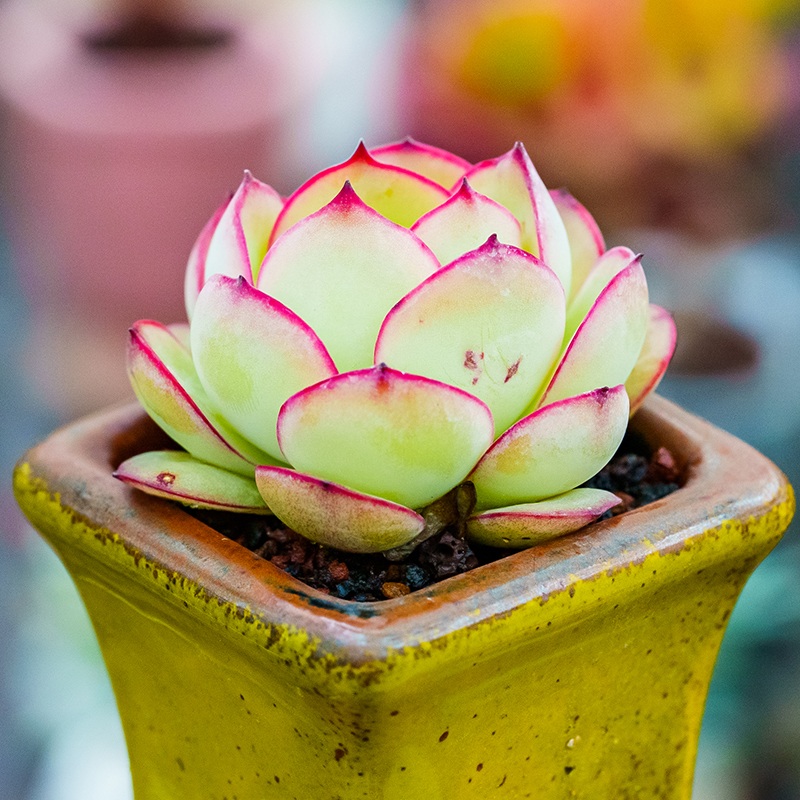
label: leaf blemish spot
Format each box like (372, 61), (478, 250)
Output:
(504, 357), (522, 383)
(464, 350), (485, 385)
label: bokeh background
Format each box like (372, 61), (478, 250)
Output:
(1, 0), (800, 797)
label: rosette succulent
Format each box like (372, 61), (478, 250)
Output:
(115, 139), (676, 553)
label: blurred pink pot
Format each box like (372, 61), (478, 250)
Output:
(0, 0), (325, 415)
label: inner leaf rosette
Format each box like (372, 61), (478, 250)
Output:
(118, 138), (677, 560)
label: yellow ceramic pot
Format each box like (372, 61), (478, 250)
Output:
(13, 395), (794, 799)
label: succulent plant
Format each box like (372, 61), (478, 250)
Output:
(115, 139), (676, 553)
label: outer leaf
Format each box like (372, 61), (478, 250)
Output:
(538, 259), (649, 408)
(565, 247), (638, 344)
(626, 305), (677, 415)
(203, 171), (284, 287)
(550, 189), (605, 303)
(127, 320), (262, 475)
(185, 201), (225, 321)
(370, 137), (471, 189)
(190, 275), (338, 461)
(466, 488), (621, 548)
(375, 237), (565, 436)
(132, 320), (279, 468)
(470, 386), (629, 510)
(269, 142), (449, 242)
(254, 466), (425, 553)
(465, 142), (572, 297)
(277, 365), (495, 510)
(258, 183), (440, 372)
(410, 179), (522, 266)
(115, 450), (270, 513)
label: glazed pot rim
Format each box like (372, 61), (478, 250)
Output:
(14, 394), (792, 652)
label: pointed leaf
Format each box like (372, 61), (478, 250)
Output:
(550, 188), (605, 304)
(269, 142), (450, 242)
(466, 142), (572, 297)
(255, 466), (425, 553)
(185, 201), (226, 321)
(370, 137), (471, 189)
(115, 450), (270, 513)
(470, 386), (629, 510)
(375, 237), (565, 436)
(203, 171), (284, 286)
(538, 259), (649, 407)
(258, 183), (440, 372)
(626, 305), (677, 415)
(129, 320), (280, 471)
(466, 488), (621, 548)
(565, 247), (638, 344)
(127, 320), (262, 475)
(277, 365), (495, 510)
(410, 179), (522, 266)
(191, 275), (338, 461)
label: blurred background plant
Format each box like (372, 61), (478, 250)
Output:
(1, 0), (800, 797)
(398, 0), (800, 238)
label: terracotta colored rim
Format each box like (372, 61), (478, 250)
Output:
(16, 395), (793, 655)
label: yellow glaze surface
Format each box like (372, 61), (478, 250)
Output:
(13, 396), (795, 799)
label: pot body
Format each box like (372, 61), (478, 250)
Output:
(13, 396), (794, 799)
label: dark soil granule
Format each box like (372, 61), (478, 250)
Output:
(187, 434), (683, 602)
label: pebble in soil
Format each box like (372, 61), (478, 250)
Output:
(187, 434), (682, 602)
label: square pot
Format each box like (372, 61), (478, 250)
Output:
(13, 395), (794, 800)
